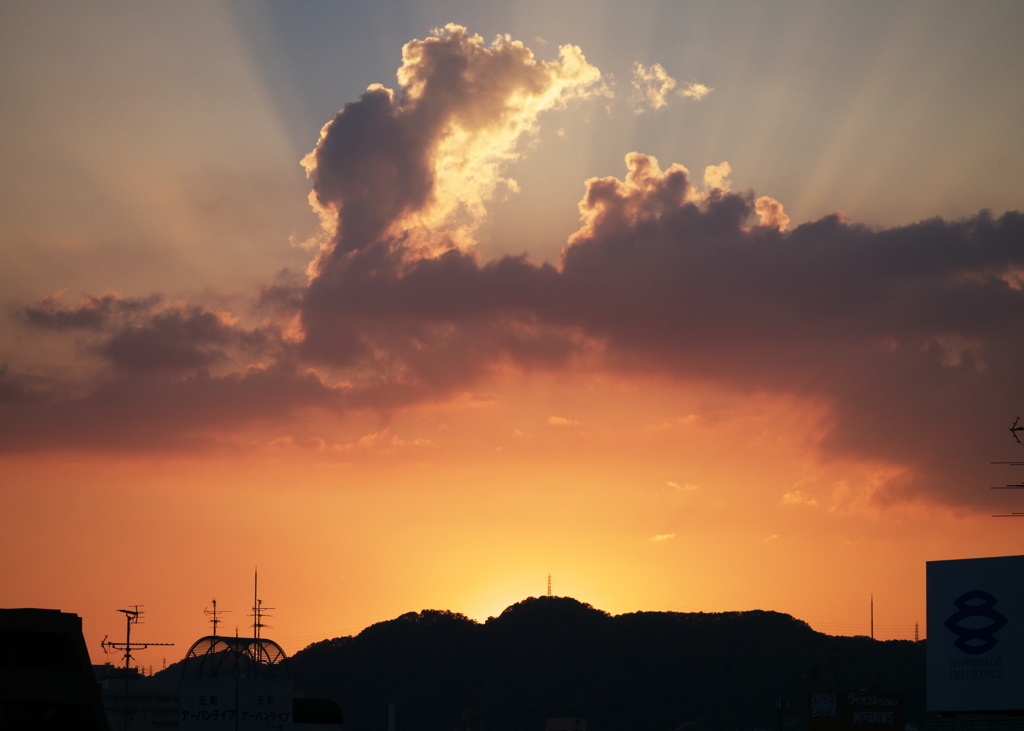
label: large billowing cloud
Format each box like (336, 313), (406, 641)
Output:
(301, 24), (606, 265)
(2, 26), (1022, 511)
(297, 141), (1024, 505)
(297, 24), (605, 383)
(556, 156), (1024, 505)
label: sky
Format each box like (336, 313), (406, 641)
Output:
(2, 1), (1024, 668)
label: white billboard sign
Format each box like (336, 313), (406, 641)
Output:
(180, 678), (293, 729)
(927, 555), (1024, 712)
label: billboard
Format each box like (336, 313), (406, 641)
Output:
(927, 555), (1024, 712)
(180, 678), (293, 729)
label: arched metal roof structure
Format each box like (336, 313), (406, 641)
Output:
(180, 636), (290, 679)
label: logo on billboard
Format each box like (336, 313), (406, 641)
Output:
(810, 694), (837, 718)
(943, 590), (1007, 655)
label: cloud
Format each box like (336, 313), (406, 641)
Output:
(555, 154), (1024, 506)
(297, 23), (607, 383)
(389, 434), (436, 448)
(0, 363), (40, 406)
(651, 533), (676, 542)
(631, 62), (676, 113)
(301, 24), (607, 266)
(679, 81), (712, 100)
(24, 292), (159, 330)
(0, 362), (346, 452)
(291, 148), (1024, 508)
(630, 62), (712, 113)
(703, 162), (732, 192)
(22, 292), (282, 375)
(781, 490), (819, 507)
(2, 28), (1024, 516)
(547, 415), (579, 426)
(755, 196), (791, 232)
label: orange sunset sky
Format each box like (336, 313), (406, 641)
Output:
(2, 1), (1024, 668)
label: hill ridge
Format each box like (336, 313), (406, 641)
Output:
(280, 596), (924, 731)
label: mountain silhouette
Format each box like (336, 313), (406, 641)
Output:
(279, 597), (924, 731)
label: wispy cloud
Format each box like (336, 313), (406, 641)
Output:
(781, 490), (819, 507)
(631, 62), (676, 113)
(631, 62), (712, 113)
(679, 81), (712, 100)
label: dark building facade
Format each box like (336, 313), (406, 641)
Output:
(0, 607), (110, 730)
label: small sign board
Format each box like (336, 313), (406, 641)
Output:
(808, 690), (904, 731)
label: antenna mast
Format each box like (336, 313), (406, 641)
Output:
(99, 607), (173, 731)
(204, 599), (231, 637)
(100, 606), (174, 671)
(991, 417), (1024, 516)
(250, 569), (274, 640)
(547, 574), (552, 597)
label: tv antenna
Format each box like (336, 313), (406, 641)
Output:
(249, 569), (274, 639)
(100, 606), (174, 671)
(990, 462), (1024, 516)
(100, 607), (174, 731)
(204, 599), (231, 637)
(991, 417), (1024, 516)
